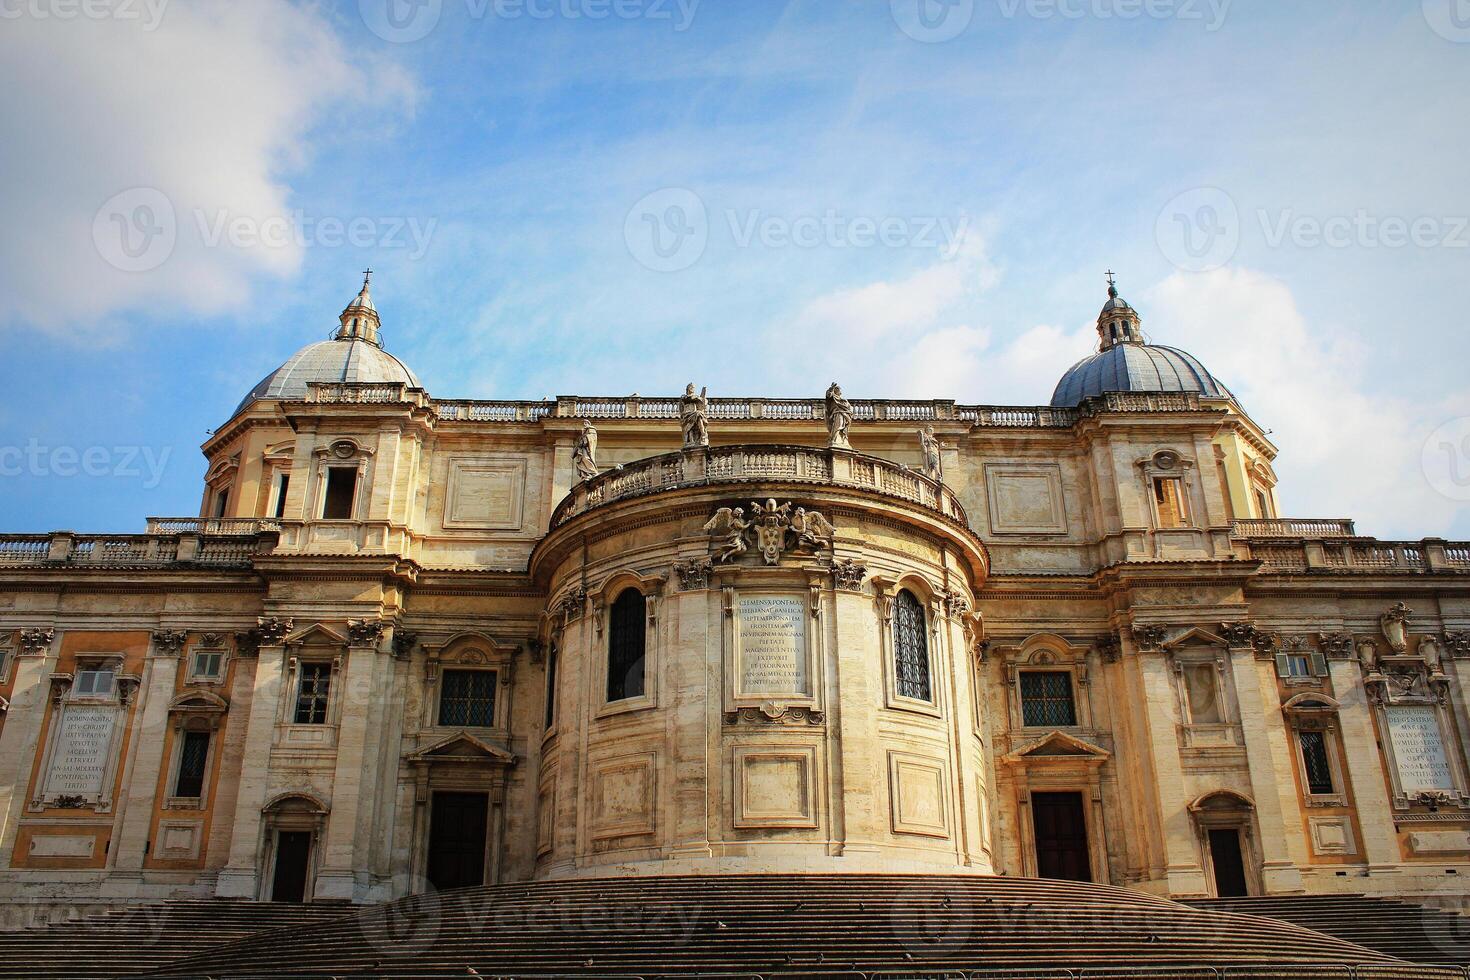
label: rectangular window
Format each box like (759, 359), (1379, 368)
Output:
(213, 488), (230, 518)
(321, 467), (357, 520)
(438, 670), (497, 727)
(1020, 671), (1077, 728)
(1284, 653), (1312, 678)
(1154, 477), (1187, 528)
(190, 650), (224, 681)
(1254, 487), (1273, 519)
(173, 730), (211, 798)
(273, 473), (291, 519)
(294, 663), (332, 724)
(74, 667), (115, 698)
(1300, 730), (1334, 795)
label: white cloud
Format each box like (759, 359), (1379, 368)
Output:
(1148, 268), (1470, 539)
(0, 1), (415, 335)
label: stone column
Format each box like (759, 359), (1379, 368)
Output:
(1134, 643), (1209, 895)
(1328, 657), (1400, 869)
(215, 642), (286, 899)
(314, 630), (383, 901)
(105, 632), (185, 886)
(1227, 645), (1306, 893)
(0, 631), (59, 865)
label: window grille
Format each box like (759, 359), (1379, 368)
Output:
(439, 670), (497, 727)
(1300, 730), (1334, 795)
(893, 590), (932, 702)
(1021, 671), (1077, 727)
(294, 662), (331, 724)
(174, 731), (210, 798)
(607, 589), (646, 702)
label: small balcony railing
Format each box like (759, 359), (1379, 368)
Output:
(1231, 518), (1357, 538)
(550, 444), (968, 530)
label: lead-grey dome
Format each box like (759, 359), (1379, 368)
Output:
(233, 273), (422, 417)
(1050, 343), (1229, 407)
(235, 337), (421, 415)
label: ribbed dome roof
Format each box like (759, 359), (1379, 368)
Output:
(234, 338), (421, 415)
(1051, 343), (1230, 407)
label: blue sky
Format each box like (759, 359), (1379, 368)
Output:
(2, 0), (1468, 537)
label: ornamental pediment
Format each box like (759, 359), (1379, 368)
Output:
(1004, 730), (1111, 767)
(409, 731), (516, 766)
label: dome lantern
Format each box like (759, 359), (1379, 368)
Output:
(1097, 270), (1144, 350)
(336, 268), (381, 345)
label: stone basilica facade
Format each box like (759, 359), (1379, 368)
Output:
(1, 274), (1468, 918)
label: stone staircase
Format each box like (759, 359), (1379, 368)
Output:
(120, 874), (1436, 979)
(1190, 893), (1470, 966)
(0, 899), (355, 979)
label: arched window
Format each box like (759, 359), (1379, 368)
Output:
(893, 589), (931, 702)
(607, 589), (646, 702)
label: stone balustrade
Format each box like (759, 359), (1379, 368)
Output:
(0, 528), (277, 568)
(1246, 537), (1470, 574)
(145, 518), (281, 535)
(550, 444), (968, 529)
(1232, 517), (1357, 538)
(296, 383), (1214, 428)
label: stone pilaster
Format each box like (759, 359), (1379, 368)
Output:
(0, 631), (58, 865)
(314, 629), (384, 901)
(1226, 646), (1305, 893)
(831, 586), (882, 856)
(104, 632), (185, 884)
(1328, 657), (1400, 869)
(215, 643), (286, 899)
(1134, 643), (1209, 895)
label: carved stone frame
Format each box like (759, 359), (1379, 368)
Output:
(719, 566), (825, 724)
(872, 573), (944, 719)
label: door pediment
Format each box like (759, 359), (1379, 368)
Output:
(1004, 731), (1111, 768)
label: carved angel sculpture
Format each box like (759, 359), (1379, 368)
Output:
(791, 507), (836, 550)
(703, 507), (749, 562)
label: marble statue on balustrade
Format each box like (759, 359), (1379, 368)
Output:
(681, 384), (710, 449)
(919, 425), (942, 481)
(573, 420), (599, 483)
(825, 383), (853, 450)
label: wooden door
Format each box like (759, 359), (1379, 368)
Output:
(427, 791), (489, 891)
(1032, 791), (1092, 882)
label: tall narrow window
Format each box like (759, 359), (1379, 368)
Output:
(544, 644), (558, 729)
(893, 589), (931, 702)
(438, 670), (497, 727)
(606, 589), (646, 702)
(1254, 488), (1273, 519)
(173, 730), (211, 798)
(1299, 730), (1334, 795)
(294, 663), (332, 724)
(1020, 671), (1077, 727)
(273, 474), (291, 519)
(1154, 477), (1187, 528)
(321, 467), (357, 520)
(213, 488), (230, 518)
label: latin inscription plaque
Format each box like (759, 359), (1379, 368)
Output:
(1386, 706), (1454, 795)
(45, 705), (116, 800)
(738, 595), (807, 696)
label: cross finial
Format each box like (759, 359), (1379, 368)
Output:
(1105, 269), (1116, 287)
(362, 267), (373, 286)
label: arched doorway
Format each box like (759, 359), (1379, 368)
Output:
(260, 794), (328, 903)
(1190, 791), (1258, 897)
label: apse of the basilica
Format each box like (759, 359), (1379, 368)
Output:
(1, 273), (1468, 920)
